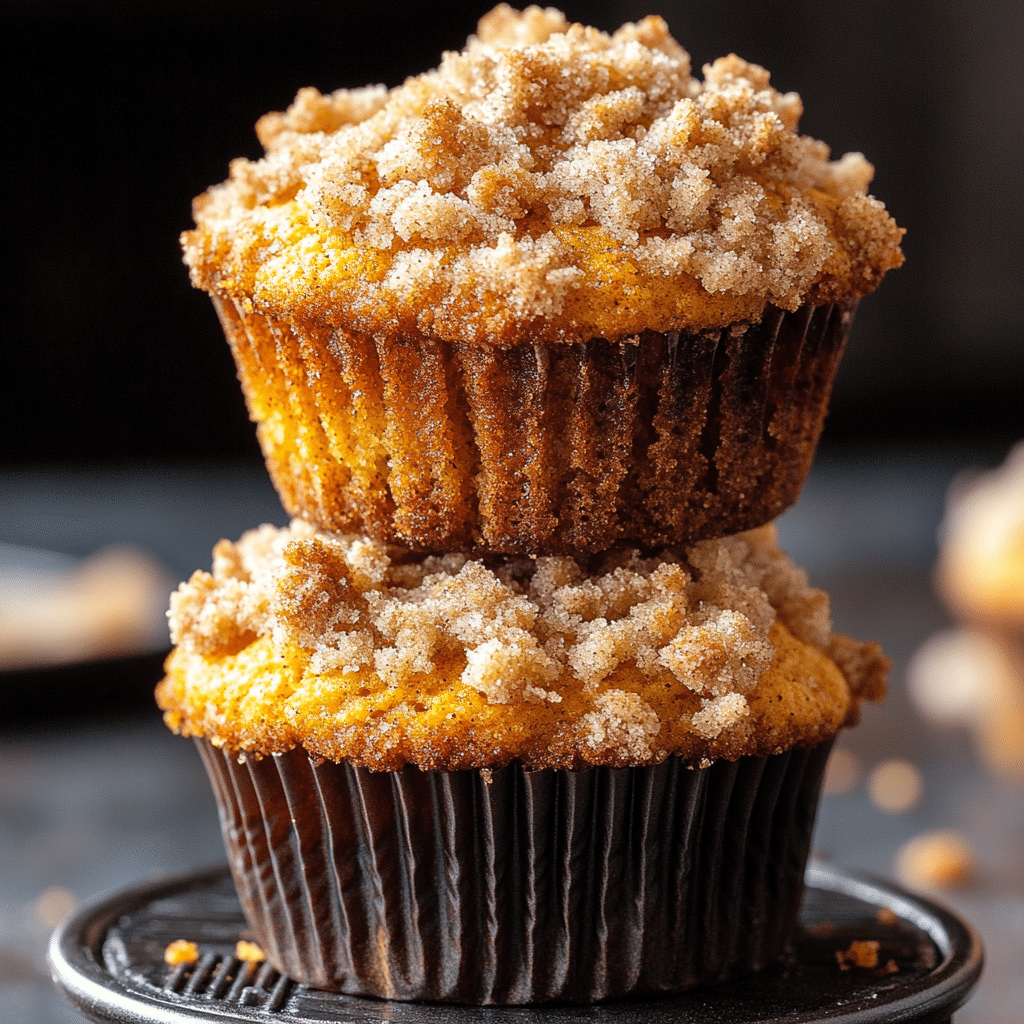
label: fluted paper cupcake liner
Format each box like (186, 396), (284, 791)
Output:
(196, 739), (833, 1004)
(213, 299), (855, 555)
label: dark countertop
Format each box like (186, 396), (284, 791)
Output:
(2, 448), (1022, 1024)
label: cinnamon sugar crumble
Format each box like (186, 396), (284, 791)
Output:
(181, 5), (903, 345)
(158, 522), (885, 769)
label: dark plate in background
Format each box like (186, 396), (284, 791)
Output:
(2, 650), (171, 726)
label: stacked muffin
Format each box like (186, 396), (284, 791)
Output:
(161, 6), (900, 1004)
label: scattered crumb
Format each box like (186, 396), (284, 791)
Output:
(895, 830), (974, 889)
(34, 886), (76, 929)
(164, 940), (199, 966)
(868, 759), (923, 814)
(236, 940), (265, 962)
(836, 939), (879, 970)
(882, 958), (899, 974)
(875, 906), (899, 927)
(822, 747), (861, 796)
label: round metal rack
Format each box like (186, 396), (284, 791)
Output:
(49, 861), (982, 1024)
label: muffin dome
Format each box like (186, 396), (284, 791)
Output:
(157, 521), (886, 769)
(182, 5), (903, 346)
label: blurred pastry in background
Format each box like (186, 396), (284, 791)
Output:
(0, 543), (173, 671)
(938, 441), (1024, 630)
(908, 443), (1024, 784)
(894, 829), (974, 890)
(180, 5), (903, 557)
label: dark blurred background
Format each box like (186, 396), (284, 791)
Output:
(2, 0), (1021, 467)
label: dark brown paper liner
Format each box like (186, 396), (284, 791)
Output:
(196, 739), (833, 1005)
(213, 298), (856, 555)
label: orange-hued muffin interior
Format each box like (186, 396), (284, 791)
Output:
(157, 521), (886, 770)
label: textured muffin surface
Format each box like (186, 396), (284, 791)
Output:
(182, 4), (903, 346)
(158, 521), (886, 769)
(221, 300), (853, 553)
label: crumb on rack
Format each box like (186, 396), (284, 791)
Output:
(895, 830), (974, 889)
(835, 939), (879, 970)
(164, 940), (199, 966)
(236, 940), (265, 962)
(182, 5), (903, 345)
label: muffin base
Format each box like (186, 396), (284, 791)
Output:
(214, 299), (855, 555)
(197, 739), (833, 1005)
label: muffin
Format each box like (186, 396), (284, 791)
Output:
(909, 443), (1024, 783)
(181, 5), (904, 555)
(937, 442), (1024, 634)
(157, 521), (887, 1002)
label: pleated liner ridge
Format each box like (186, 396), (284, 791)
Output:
(196, 739), (833, 1005)
(212, 298), (855, 555)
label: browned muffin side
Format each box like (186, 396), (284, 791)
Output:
(181, 6), (903, 554)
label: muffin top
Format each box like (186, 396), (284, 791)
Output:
(157, 521), (887, 770)
(182, 4), (903, 346)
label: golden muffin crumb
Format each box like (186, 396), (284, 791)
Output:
(876, 906), (899, 927)
(158, 522), (885, 769)
(182, 5), (903, 346)
(835, 939), (879, 971)
(164, 940), (199, 966)
(235, 940), (266, 962)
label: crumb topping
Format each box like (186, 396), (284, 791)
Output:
(157, 521), (886, 769)
(182, 5), (903, 345)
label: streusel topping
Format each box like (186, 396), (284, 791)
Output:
(157, 521), (886, 769)
(182, 5), (903, 345)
